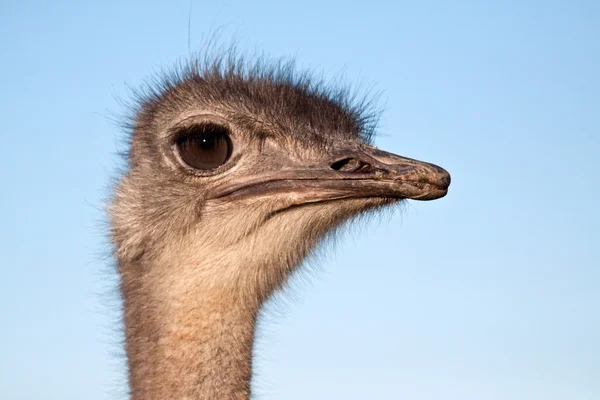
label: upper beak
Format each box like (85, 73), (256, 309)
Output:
(209, 143), (450, 203)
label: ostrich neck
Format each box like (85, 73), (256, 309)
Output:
(120, 255), (262, 400)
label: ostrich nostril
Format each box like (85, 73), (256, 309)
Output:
(330, 158), (371, 173)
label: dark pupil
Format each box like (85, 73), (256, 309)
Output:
(176, 125), (233, 170)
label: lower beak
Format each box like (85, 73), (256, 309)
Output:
(209, 144), (450, 203)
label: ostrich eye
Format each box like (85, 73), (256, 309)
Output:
(175, 124), (233, 170)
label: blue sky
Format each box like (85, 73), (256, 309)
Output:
(1, 1), (598, 399)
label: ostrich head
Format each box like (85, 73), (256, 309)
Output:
(109, 55), (450, 399)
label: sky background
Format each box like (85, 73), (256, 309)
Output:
(1, 1), (598, 399)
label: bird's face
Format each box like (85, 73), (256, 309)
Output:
(167, 113), (450, 213)
(112, 71), (450, 290)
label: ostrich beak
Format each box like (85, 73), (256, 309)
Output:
(209, 143), (450, 203)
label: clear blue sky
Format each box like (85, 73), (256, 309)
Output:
(1, 1), (598, 399)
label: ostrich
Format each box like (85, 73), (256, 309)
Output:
(109, 54), (450, 400)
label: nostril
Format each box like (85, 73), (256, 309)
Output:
(330, 158), (352, 171)
(330, 158), (372, 173)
